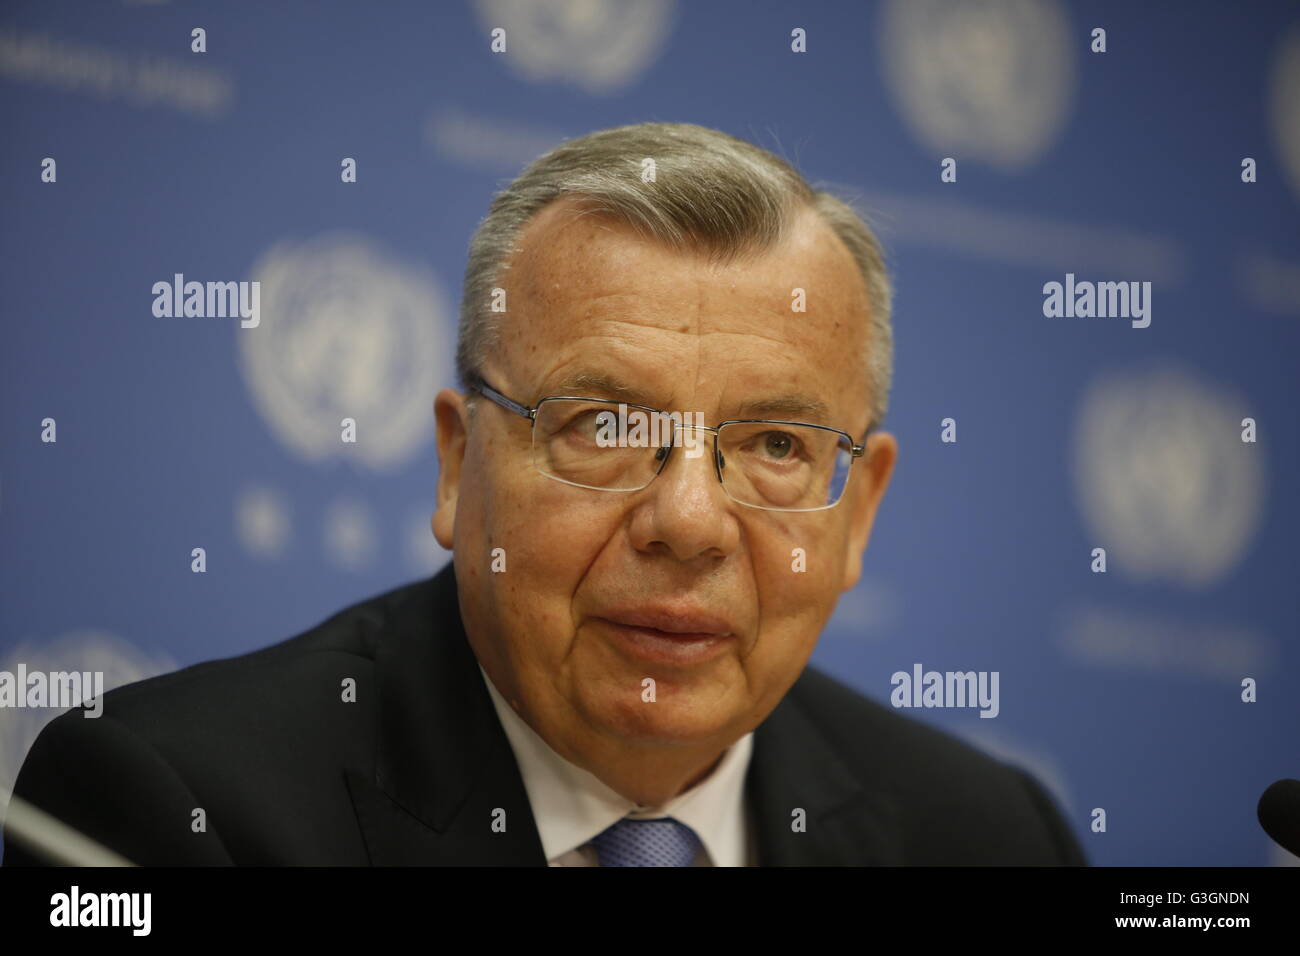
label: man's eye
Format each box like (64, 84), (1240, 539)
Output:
(757, 431), (799, 460)
(567, 409), (613, 438)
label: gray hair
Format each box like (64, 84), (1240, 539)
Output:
(456, 121), (895, 429)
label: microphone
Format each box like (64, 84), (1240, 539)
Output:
(1, 793), (135, 866)
(1257, 779), (1300, 859)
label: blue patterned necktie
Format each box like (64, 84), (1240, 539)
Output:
(590, 816), (703, 867)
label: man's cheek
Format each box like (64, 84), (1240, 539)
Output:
(475, 468), (548, 567)
(757, 550), (839, 642)
(487, 497), (611, 621)
(755, 533), (837, 593)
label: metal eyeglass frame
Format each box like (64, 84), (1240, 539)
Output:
(469, 378), (872, 513)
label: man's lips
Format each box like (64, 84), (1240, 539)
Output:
(596, 606), (736, 638)
(593, 607), (739, 667)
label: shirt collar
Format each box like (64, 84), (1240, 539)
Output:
(478, 663), (752, 866)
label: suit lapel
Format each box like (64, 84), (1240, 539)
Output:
(347, 564), (547, 865)
(748, 685), (904, 866)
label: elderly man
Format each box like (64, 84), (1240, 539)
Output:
(4, 122), (1084, 867)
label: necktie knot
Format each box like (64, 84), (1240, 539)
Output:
(590, 816), (703, 867)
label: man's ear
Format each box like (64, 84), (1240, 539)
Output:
(432, 388), (471, 550)
(841, 430), (897, 592)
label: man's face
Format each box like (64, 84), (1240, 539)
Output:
(433, 196), (895, 778)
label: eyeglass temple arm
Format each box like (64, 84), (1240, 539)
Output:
(471, 380), (534, 420)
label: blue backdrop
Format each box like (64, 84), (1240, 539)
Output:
(2, 0), (1297, 866)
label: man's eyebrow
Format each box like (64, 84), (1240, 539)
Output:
(546, 371), (832, 423)
(548, 371), (657, 406)
(735, 395), (831, 423)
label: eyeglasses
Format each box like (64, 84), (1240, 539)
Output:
(469, 378), (871, 513)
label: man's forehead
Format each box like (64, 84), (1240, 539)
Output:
(510, 197), (866, 316)
(499, 198), (873, 420)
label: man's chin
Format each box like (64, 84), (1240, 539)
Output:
(578, 680), (740, 747)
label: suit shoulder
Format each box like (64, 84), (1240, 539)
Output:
(85, 575), (436, 736)
(783, 665), (1084, 864)
(788, 665), (1041, 800)
(7, 575), (445, 865)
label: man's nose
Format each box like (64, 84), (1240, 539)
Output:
(626, 426), (740, 563)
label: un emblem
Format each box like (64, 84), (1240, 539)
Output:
(879, 0), (1075, 170)
(475, 0), (676, 94)
(1271, 24), (1300, 204)
(1073, 365), (1265, 589)
(240, 234), (452, 471)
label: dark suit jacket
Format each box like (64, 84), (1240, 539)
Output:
(3, 563), (1086, 866)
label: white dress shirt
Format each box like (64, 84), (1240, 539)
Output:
(478, 663), (755, 866)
